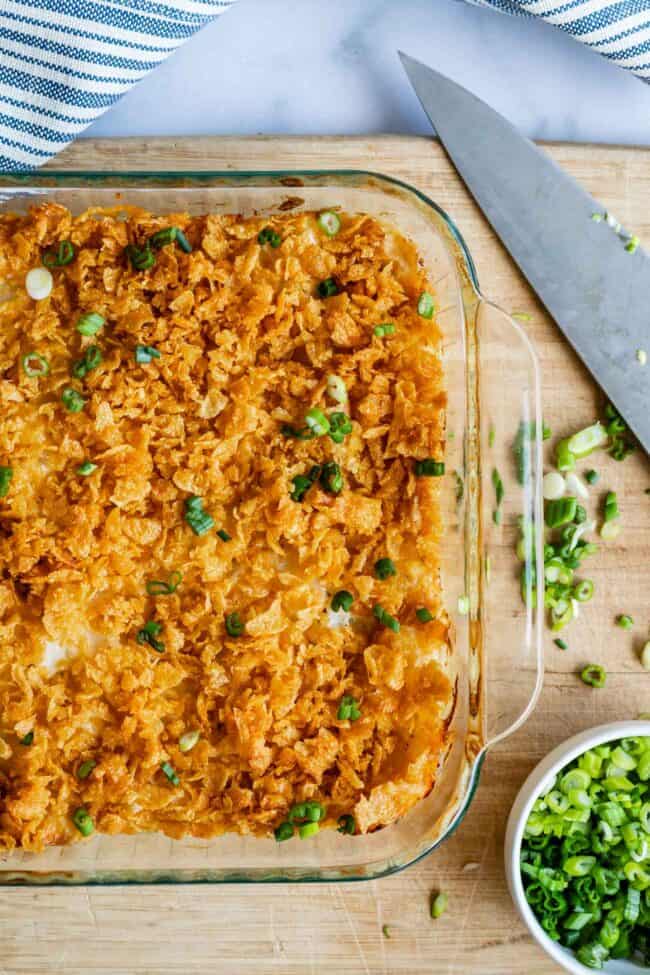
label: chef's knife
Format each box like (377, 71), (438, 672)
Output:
(400, 52), (649, 454)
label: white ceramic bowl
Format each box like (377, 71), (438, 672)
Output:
(505, 720), (650, 975)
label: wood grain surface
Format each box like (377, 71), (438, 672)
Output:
(3, 136), (649, 974)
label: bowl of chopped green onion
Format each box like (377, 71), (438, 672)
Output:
(505, 721), (650, 972)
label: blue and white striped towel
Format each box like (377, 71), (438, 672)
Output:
(469, 0), (650, 80)
(0, 0), (236, 173)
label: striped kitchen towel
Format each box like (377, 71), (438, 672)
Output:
(468, 0), (650, 80)
(0, 0), (237, 173)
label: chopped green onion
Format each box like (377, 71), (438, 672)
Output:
(76, 312), (105, 336)
(374, 557), (396, 580)
(492, 468), (504, 507)
(281, 423), (314, 441)
(19, 731), (33, 746)
(492, 509), (502, 526)
(616, 614), (633, 630)
(317, 277), (339, 298)
(178, 730), (200, 753)
(149, 226), (177, 248)
(430, 892), (448, 919)
(573, 579), (594, 603)
(304, 407), (330, 437)
(382, 925), (391, 939)
(274, 821), (294, 842)
(337, 694), (361, 721)
(554, 639), (568, 650)
(545, 497), (577, 528)
(299, 822), (320, 839)
(72, 345), (102, 379)
(289, 801), (325, 823)
(61, 388), (85, 413)
(414, 458), (444, 477)
(136, 620), (165, 653)
(373, 604), (400, 633)
(555, 438), (576, 473)
(160, 761), (180, 786)
(331, 590), (353, 612)
(76, 461), (97, 476)
(457, 595), (470, 615)
(184, 495), (214, 535)
(581, 664), (606, 688)
(0, 466), (13, 498)
(77, 760), (96, 780)
(72, 807), (94, 836)
(636, 348), (647, 366)
(417, 291), (435, 318)
(225, 612), (245, 638)
(290, 473), (314, 502)
(258, 227), (281, 248)
(337, 814), (355, 835)
(319, 461), (343, 495)
(317, 211), (341, 236)
(416, 607), (434, 623)
(326, 374), (348, 404)
(374, 323), (395, 337)
(42, 240), (75, 268)
(604, 403), (635, 462)
(135, 345), (161, 364)
(600, 520), (620, 541)
(603, 491), (619, 523)
(585, 469), (599, 485)
(217, 529), (231, 542)
(625, 235), (640, 254)
(124, 243), (155, 271)
(22, 352), (49, 377)
(488, 426), (495, 448)
(146, 571), (182, 596)
(567, 423), (607, 458)
(328, 411), (352, 444)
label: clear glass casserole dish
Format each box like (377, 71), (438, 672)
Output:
(0, 170), (544, 885)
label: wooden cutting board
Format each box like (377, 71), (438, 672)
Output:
(4, 136), (649, 975)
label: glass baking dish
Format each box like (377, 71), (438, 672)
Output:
(0, 170), (544, 885)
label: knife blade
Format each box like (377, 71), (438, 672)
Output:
(400, 52), (649, 454)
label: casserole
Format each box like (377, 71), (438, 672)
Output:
(0, 170), (543, 884)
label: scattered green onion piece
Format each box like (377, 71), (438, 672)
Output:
(317, 211), (341, 236)
(603, 491), (619, 523)
(304, 406), (330, 437)
(217, 529), (231, 542)
(149, 226), (177, 248)
(135, 344), (161, 364)
(76, 461), (97, 476)
(184, 495), (214, 535)
(585, 469), (599, 485)
(328, 411), (352, 443)
(317, 277), (339, 298)
(326, 374), (348, 404)
(0, 466), (13, 498)
(146, 571), (182, 596)
(337, 695), (361, 721)
(625, 235), (640, 254)
(545, 497), (577, 529)
(488, 426), (495, 448)
(42, 240), (75, 268)
(299, 822), (320, 839)
(555, 438), (576, 473)
(573, 579), (594, 603)
(374, 557), (396, 580)
(72, 345), (102, 379)
(22, 352), (49, 377)
(77, 760), (96, 780)
(373, 604), (400, 633)
(337, 814), (355, 835)
(416, 607), (434, 623)
(493, 509), (502, 526)
(567, 422), (607, 458)
(616, 614), (633, 630)
(430, 892), (448, 919)
(374, 323), (395, 337)
(331, 590), (353, 613)
(258, 227), (281, 248)
(72, 807), (94, 836)
(160, 761), (180, 786)
(225, 612), (245, 638)
(76, 312), (105, 336)
(136, 620), (165, 653)
(19, 731), (33, 746)
(274, 821), (294, 842)
(175, 229), (192, 253)
(417, 291), (435, 319)
(581, 664), (606, 688)
(125, 243), (155, 271)
(61, 388), (85, 413)
(319, 461), (343, 495)
(178, 730), (200, 753)
(414, 458), (444, 477)
(554, 639), (568, 650)
(492, 468), (504, 507)
(382, 924), (391, 939)
(290, 473), (314, 502)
